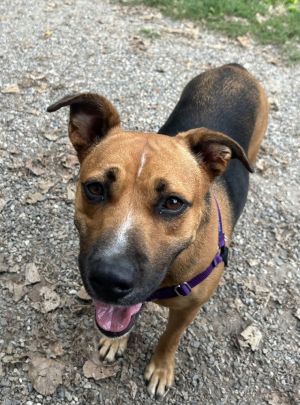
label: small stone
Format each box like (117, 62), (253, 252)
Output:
(1, 84), (20, 94)
(294, 308), (300, 320)
(238, 325), (263, 351)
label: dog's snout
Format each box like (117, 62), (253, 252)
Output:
(88, 256), (136, 301)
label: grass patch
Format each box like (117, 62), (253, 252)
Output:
(121, 0), (300, 62)
(139, 28), (161, 38)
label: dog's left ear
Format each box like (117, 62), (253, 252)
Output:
(47, 93), (120, 162)
(177, 128), (253, 178)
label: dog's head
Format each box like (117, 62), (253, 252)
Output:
(48, 93), (252, 336)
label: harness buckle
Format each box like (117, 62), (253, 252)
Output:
(174, 282), (192, 297)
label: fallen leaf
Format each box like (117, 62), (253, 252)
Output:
(25, 159), (45, 176)
(43, 131), (60, 141)
(30, 108), (40, 116)
(25, 263), (41, 285)
(43, 30), (53, 39)
(66, 183), (75, 201)
(29, 284), (60, 313)
(130, 36), (147, 52)
(162, 26), (199, 39)
(256, 159), (266, 172)
(26, 192), (46, 204)
(40, 286), (60, 313)
(237, 35), (251, 48)
(28, 356), (64, 395)
(247, 259), (259, 267)
(267, 392), (289, 405)
(62, 154), (78, 169)
(269, 97), (279, 111)
(47, 341), (64, 359)
(1, 84), (20, 94)
(37, 82), (49, 93)
(38, 180), (55, 194)
(238, 325), (263, 351)
(83, 359), (120, 381)
(77, 286), (91, 301)
(13, 283), (28, 302)
(129, 380), (138, 399)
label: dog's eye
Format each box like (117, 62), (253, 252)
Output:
(158, 196), (188, 218)
(163, 197), (184, 211)
(84, 182), (105, 202)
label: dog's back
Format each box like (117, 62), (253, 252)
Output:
(159, 64), (268, 224)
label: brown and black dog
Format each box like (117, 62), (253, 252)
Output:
(47, 64), (268, 398)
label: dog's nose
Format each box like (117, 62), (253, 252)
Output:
(88, 256), (135, 301)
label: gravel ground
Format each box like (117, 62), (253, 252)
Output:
(0, 0), (299, 404)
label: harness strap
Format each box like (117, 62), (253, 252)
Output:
(146, 196), (228, 301)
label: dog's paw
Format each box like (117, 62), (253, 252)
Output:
(144, 357), (174, 398)
(98, 335), (129, 362)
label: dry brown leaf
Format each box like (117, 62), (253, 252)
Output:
(28, 108), (40, 116)
(1, 84), (20, 94)
(38, 180), (56, 194)
(43, 131), (60, 141)
(26, 192), (46, 204)
(25, 159), (45, 176)
(29, 284), (60, 313)
(162, 26), (199, 39)
(237, 35), (251, 48)
(129, 380), (138, 399)
(47, 341), (64, 358)
(37, 82), (49, 93)
(13, 283), (28, 302)
(238, 325), (262, 351)
(25, 263), (41, 285)
(29, 356), (64, 395)
(83, 359), (120, 381)
(43, 30), (53, 39)
(62, 154), (78, 169)
(66, 184), (75, 201)
(256, 159), (266, 172)
(40, 286), (60, 313)
(77, 286), (91, 301)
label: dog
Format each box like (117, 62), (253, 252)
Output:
(47, 64), (268, 398)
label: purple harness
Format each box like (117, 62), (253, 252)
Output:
(147, 197), (228, 301)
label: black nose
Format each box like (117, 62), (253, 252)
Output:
(88, 256), (135, 302)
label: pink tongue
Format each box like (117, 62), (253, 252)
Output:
(94, 301), (142, 333)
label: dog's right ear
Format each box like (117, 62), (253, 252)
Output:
(47, 93), (121, 162)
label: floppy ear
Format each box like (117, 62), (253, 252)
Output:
(47, 93), (120, 161)
(177, 128), (253, 178)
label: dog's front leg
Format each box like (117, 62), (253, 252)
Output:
(145, 304), (200, 398)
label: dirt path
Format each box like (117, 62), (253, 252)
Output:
(0, 0), (299, 404)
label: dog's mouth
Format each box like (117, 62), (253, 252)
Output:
(94, 300), (143, 338)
